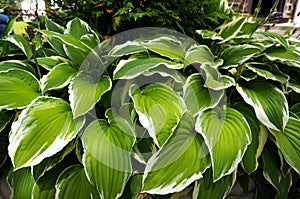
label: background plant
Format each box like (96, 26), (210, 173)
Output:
(1, 5), (300, 199)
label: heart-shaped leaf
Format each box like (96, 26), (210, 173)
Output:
(142, 111), (210, 194)
(196, 107), (251, 181)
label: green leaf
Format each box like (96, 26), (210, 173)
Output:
(3, 15), (17, 37)
(193, 168), (236, 199)
(0, 135), (8, 167)
(202, 65), (235, 90)
(0, 69), (41, 109)
(254, 32), (289, 49)
(0, 110), (13, 132)
(288, 81), (300, 94)
(129, 83), (186, 146)
(141, 36), (185, 61)
(108, 41), (147, 57)
(218, 17), (246, 41)
(5, 34), (33, 58)
(45, 17), (64, 33)
(0, 60), (34, 73)
(8, 97), (78, 169)
(41, 63), (77, 93)
(113, 57), (183, 80)
(234, 103), (268, 174)
(143, 65), (186, 83)
(8, 168), (35, 199)
(36, 56), (70, 70)
(82, 118), (135, 199)
(55, 165), (100, 198)
(63, 43), (89, 66)
(69, 73), (112, 118)
(265, 46), (300, 67)
(65, 18), (95, 40)
(261, 142), (292, 196)
(183, 73), (223, 115)
(236, 81), (289, 131)
(142, 111), (210, 194)
(221, 44), (261, 69)
(290, 103), (300, 118)
(196, 107), (251, 181)
(184, 45), (215, 67)
(269, 117), (300, 174)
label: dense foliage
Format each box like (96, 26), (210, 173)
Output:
(1, 1), (300, 198)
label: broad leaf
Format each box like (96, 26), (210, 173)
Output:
(82, 118), (135, 199)
(254, 32), (289, 49)
(69, 73), (112, 118)
(129, 83), (186, 146)
(221, 44), (261, 69)
(0, 69), (41, 109)
(202, 65), (235, 90)
(65, 18), (95, 40)
(269, 117), (300, 174)
(63, 43), (90, 66)
(45, 17), (64, 33)
(113, 57), (183, 80)
(8, 97), (78, 169)
(265, 46), (300, 67)
(55, 165), (99, 198)
(218, 17), (246, 41)
(141, 36), (185, 61)
(142, 111), (210, 194)
(184, 45), (215, 66)
(290, 103), (300, 118)
(5, 34), (33, 58)
(7, 168), (35, 199)
(183, 73), (223, 115)
(196, 107), (251, 181)
(41, 63), (77, 93)
(36, 56), (70, 70)
(193, 168), (236, 199)
(143, 66), (186, 83)
(108, 41), (147, 57)
(236, 81), (289, 131)
(0, 60), (35, 73)
(234, 103), (268, 174)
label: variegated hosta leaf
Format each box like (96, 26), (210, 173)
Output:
(65, 17), (97, 40)
(82, 118), (135, 199)
(142, 111), (210, 195)
(221, 44), (261, 69)
(8, 97), (79, 169)
(184, 45), (215, 67)
(253, 32), (289, 49)
(183, 73), (224, 115)
(113, 57), (183, 80)
(129, 83), (186, 146)
(5, 34), (33, 58)
(69, 73), (112, 118)
(234, 103), (268, 174)
(108, 41), (147, 57)
(193, 168), (236, 199)
(202, 65), (235, 90)
(41, 63), (77, 93)
(218, 17), (246, 41)
(36, 56), (70, 70)
(0, 60), (35, 73)
(143, 65), (186, 83)
(0, 69), (41, 109)
(236, 81), (289, 131)
(141, 36), (185, 61)
(195, 107), (251, 181)
(55, 165), (100, 198)
(269, 117), (300, 174)
(290, 103), (300, 118)
(7, 168), (35, 199)
(265, 46), (300, 67)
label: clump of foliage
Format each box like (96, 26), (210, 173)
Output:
(44, 0), (233, 37)
(1, 7), (300, 199)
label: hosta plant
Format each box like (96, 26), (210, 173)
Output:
(0, 15), (300, 199)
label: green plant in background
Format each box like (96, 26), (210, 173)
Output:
(1, 8), (300, 199)
(44, 0), (233, 38)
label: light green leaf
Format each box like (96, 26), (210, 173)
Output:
(141, 37), (185, 61)
(183, 73), (223, 115)
(269, 117), (300, 174)
(265, 46), (300, 67)
(288, 81), (300, 94)
(193, 168), (236, 199)
(221, 44), (261, 69)
(45, 17), (64, 33)
(55, 165), (100, 198)
(7, 168), (35, 199)
(113, 57), (183, 80)
(236, 81), (289, 131)
(82, 118), (135, 199)
(5, 34), (33, 58)
(41, 63), (77, 93)
(0, 69), (41, 109)
(234, 103), (268, 174)
(143, 65), (186, 83)
(196, 107), (251, 181)
(108, 41), (147, 57)
(63, 43), (89, 66)
(36, 56), (70, 70)
(129, 83), (186, 146)
(184, 45), (215, 66)
(8, 97), (78, 169)
(254, 32), (289, 49)
(0, 60), (35, 73)
(246, 63), (289, 84)
(69, 73), (112, 118)
(218, 17), (246, 41)
(142, 111), (210, 194)
(65, 18), (95, 40)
